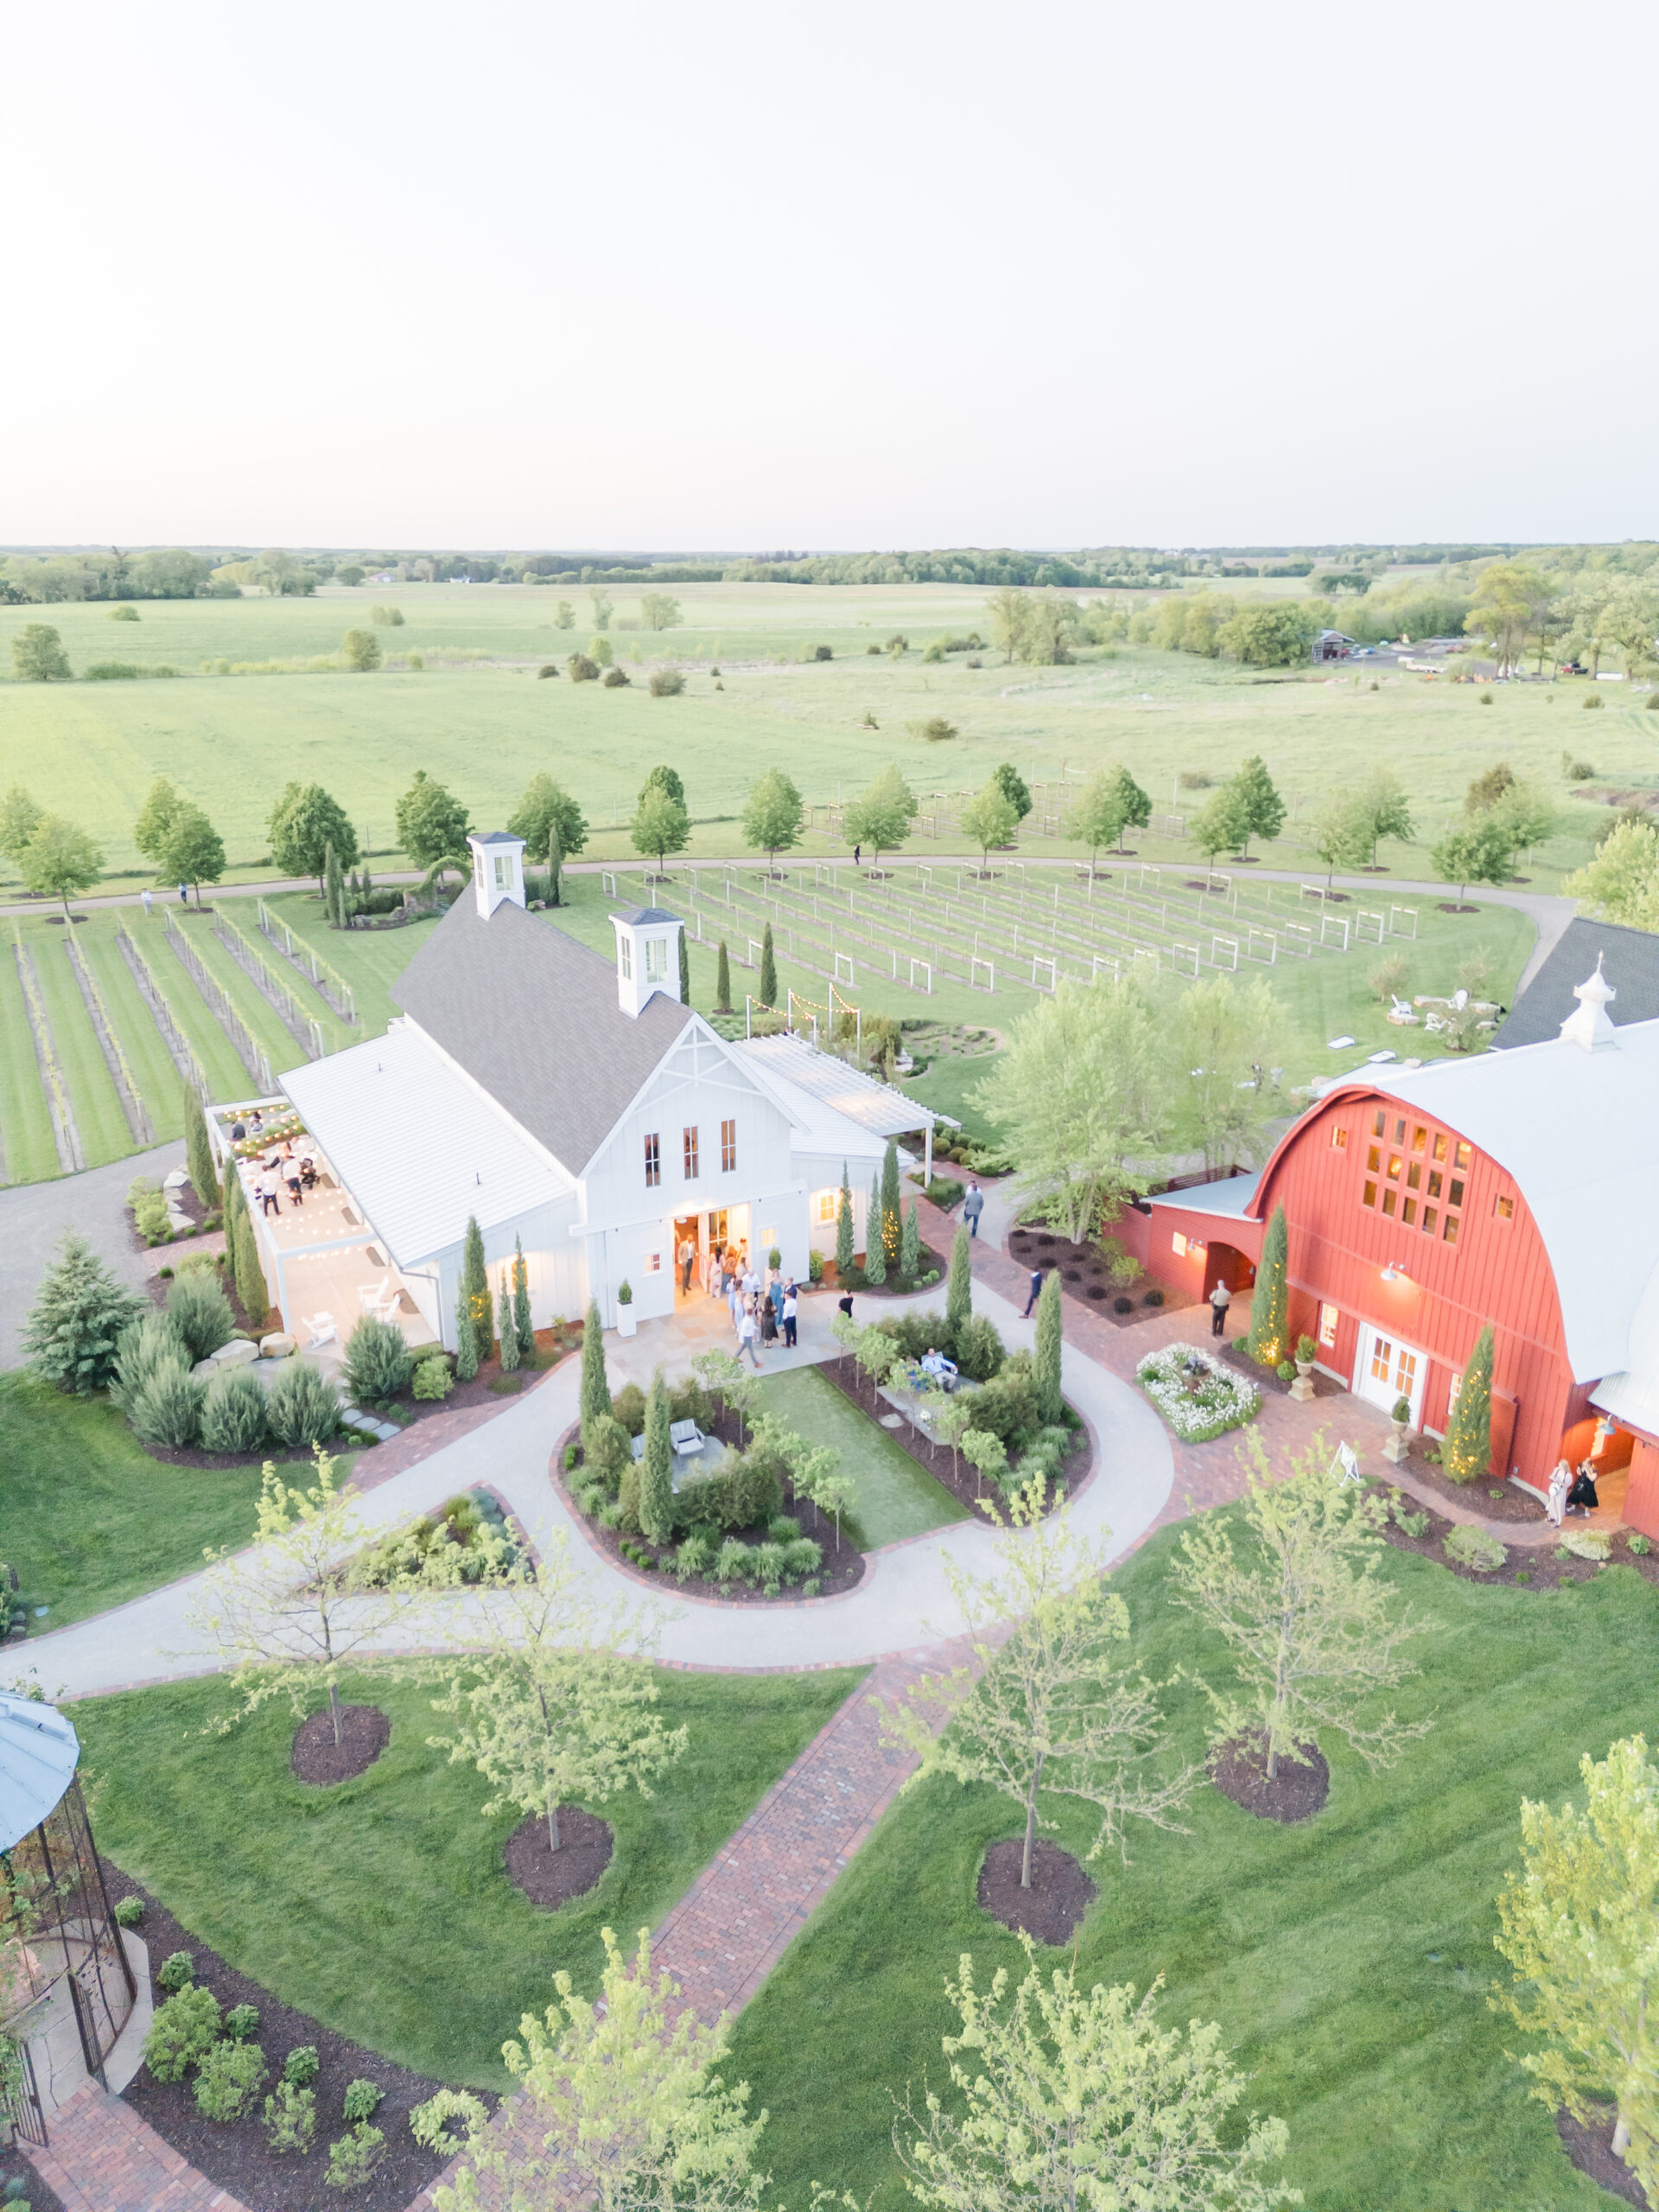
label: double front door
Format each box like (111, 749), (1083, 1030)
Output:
(1356, 1322), (1425, 1426)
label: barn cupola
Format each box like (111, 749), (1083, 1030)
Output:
(468, 831), (525, 919)
(1560, 953), (1618, 1053)
(610, 906), (683, 1019)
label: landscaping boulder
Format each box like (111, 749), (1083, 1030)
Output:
(259, 1332), (296, 1359)
(164, 1209), (194, 1236)
(211, 1338), (260, 1370)
(162, 1168), (189, 1192)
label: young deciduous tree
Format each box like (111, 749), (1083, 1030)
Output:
(0, 785), (44, 870)
(892, 1942), (1299, 2212)
(1170, 1429), (1436, 1783)
(427, 1538), (687, 1857)
(836, 1161), (855, 1282)
(972, 978), (1162, 1243)
(881, 1479), (1199, 1889)
(852, 1324), (898, 1403)
(1441, 1324), (1494, 1484)
(266, 781), (359, 896)
(188, 1451), (431, 1747)
(960, 780), (1020, 868)
(157, 802), (226, 908)
(639, 591), (681, 631)
(741, 768), (804, 871)
(1190, 785), (1250, 864)
(22, 1230), (145, 1393)
(959, 1427), (1007, 1500)
(589, 589), (613, 631)
(639, 1370), (674, 1547)
(991, 762), (1033, 821)
(1352, 768), (1413, 868)
(631, 783), (691, 873)
(432, 1927), (763, 2212)
(395, 771), (471, 872)
(1164, 973), (1288, 1175)
(506, 773), (588, 865)
(341, 628), (382, 672)
(1310, 792), (1372, 888)
(843, 763), (918, 871)
(1562, 817), (1659, 930)
(1064, 769), (1128, 872)
(1431, 818), (1516, 903)
(1228, 756), (1286, 856)
(1494, 1734), (1659, 2189)
(984, 586), (1030, 664)
(134, 778), (188, 868)
(19, 817), (105, 921)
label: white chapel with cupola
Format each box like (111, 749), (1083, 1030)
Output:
(274, 831), (939, 1346)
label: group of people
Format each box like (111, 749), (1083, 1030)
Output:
(252, 1138), (315, 1216)
(689, 1238), (800, 1368)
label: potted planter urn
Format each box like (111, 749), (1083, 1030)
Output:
(616, 1280), (637, 1338)
(1382, 1393), (1412, 1465)
(1291, 1334), (1318, 1403)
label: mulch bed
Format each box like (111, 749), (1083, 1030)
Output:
(1395, 1453), (1551, 1524)
(1376, 1492), (1659, 1592)
(978, 1839), (1097, 1945)
(290, 1704), (390, 1787)
(100, 1862), (478, 2212)
(0, 2148), (63, 2212)
(817, 1248), (947, 1299)
(1556, 2105), (1648, 2207)
(503, 1808), (613, 1909)
(1007, 1224), (1194, 1327)
(556, 1410), (868, 1602)
(819, 1353), (1090, 1524)
(130, 1177), (219, 1255)
(1216, 1340), (1344, 1401)
(1436, 901), (1480, 913)
(1210, 1732), (1329, 1822)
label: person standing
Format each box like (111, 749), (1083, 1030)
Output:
(1023, 1268), (1043, 1318)
(853, 842), (861, 868)
(737, 1300), (762, 1368)
(963, 1181), (983, 1238)
(178, 880), (188, 906)
(1209, 1278), (1233, 1338)
(141, 887), (153, 919)
(782, 1280), (798, 1348)
(680, 1234), (696, 1294)
(258, 1166), (280, 1216)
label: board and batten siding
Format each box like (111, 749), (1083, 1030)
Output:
(1253, 1087), (1575, 1483)
(425, 1191), (586, 1351)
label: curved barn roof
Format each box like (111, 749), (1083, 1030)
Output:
(0, 1691), (79, 1851)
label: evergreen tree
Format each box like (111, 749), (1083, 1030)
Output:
(22, 1230), (145, 1393)
(226, 1172), (269, 1327)
(547, 820), (563, 906)
(639, 1370), (674, 1546)
(879, 1139), (902, 1264)
(864, 1170), (886, 1283)
(1034, 1267), (1064, 1423)
(900, 1198), (920, 1282)
(946, 1224), (973, 1337)
(760, 924), (778, 1007)
(836, 1161), (855, 1281)
(182, 1079), (218, 1208)
(1443, 1325), (1495, 1483)
(497, 1272), (519, 1371)
(454, 1276), (478, 1380)
(1246, 1205), (1289, 1366)
(677, 922), (690, 1006)
(512, 1235), (533, 1357)
(579, 1299), (612, 1433)
(462, 1217), (490, 1351)
(715, 939), (733, 1013)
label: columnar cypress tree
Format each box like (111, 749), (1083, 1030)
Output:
(182, 1079), (218, 1208)
(462, 1217), (490, 1350)
(579, 1298), (612, 1433)
(900, 1198), (920, 1282)
(1246, 1205), (1289, 1367)
(836, 1161), (855, 1281)
(226, 1169), (269, 1325)
(677, 923), (691, 1007)
(760, 924), (778, 1008)
(497, 1271), (519, 1372)
(361, 859), (373, 899)
(547, 822), (563, 906)
(639, 1370), (674, 1546)
(324, 839), (345, 930)
(864, 1169), (886, 1283)
(512, 1234), (533, 1357)
(454, 1276), (478, 1380)
(946, 1224), (973, 1337)
(879, 1139), (901, 1263)
(1033, 1267), (1064, 1423)
(715, 939), (733, 1014)
(1443, 1324), (1495, 1483)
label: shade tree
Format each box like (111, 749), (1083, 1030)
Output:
(395, 771), (470, 872)
(19, 816), (104, 920)
(0, 785), (44, 870)
(507, 773), (588, 868)
(843, 763), (918, 869)
(267, 782), (360, 894)
(741, 767), (804, 870)
(1431, 818), (1516, 903)
(1166, 972), (1288, 1175)
(632, 781), (691, 872)
(11, 623), (71, 680)
(156, 802), (226, 907)
(960, 779), (1020, 868)
(133, 777), (188, 867)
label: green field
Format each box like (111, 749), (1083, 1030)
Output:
(725, 1518), (1653, 2212)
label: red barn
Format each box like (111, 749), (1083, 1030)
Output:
(1139, 961), (1659, 1535)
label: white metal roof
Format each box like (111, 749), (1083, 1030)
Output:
(279, 1027), (574, 1269)
(732, 1042), (892, 1166)
(735, 1033), (950, 1141)
(0, 1693), (78, 1850)
(1592, 1259), (1659, 1435)
(1326, 1014), (1659, 1382)
(1154, 1171), (1262, 1220)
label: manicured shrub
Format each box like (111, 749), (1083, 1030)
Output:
(224, 2004), (259, 2042)
(1560, 1528), (1611, 1562)
(265, 1362), (340, 1447)
(1276, 1359), (1296, 1382)
(783, 1536), (822, 1580)
(325, 2122), (385, 2188)
(1444, 1524), (1506, 1573)
(583, 1414), (632, 1494)
(674, 1533), (714, 1581)
(143, 1986), (220, 2082)
(110, 1313), (189, 1414)
(130, 1363), (208, 1449)
(194, 2037), (268, 2121)
(612, 1382), (649, 1436)
(412, 1357), (453, 1401)
(264, 2078), (317, 2155)
(1114, 1296), (1134, 1314)
(157, 1950), (195, 1992)
(409, 2089), (487, 2152)
(166, 1272), (236, 1363)
(953, 1312), (1006, 1382)
(283, 2044), (320, 2086)
(343, 1316), (414, 1405)
(1630, 1533), (1652, 1556)
(113, 1895), (144, 1929)
(342, 2078), (383, 2123)
(200, 1367), (269, 1453)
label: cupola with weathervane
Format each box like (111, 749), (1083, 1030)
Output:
(609, 906), (683, 1019)
(1560, 953), (1618, 1053)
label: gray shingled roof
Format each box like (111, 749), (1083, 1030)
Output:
(1492, 916), (1659, 1049)
(391, 897), (691, 1173)
(617, 906), (680, 925)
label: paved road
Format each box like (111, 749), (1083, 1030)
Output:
(0, 1139), (183, 1365)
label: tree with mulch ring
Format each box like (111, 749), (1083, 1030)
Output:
(880, 1474), (1198, 1932)
(1208, 1730), (1330, 1822)
(292, 1703), (391, 1786)
(503, 1804), (614, 1909)
(1170, 1427), (1435, 1798)
(976, 1837), (1098, 1944)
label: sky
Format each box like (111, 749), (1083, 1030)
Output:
(3, 0), (1656, 551)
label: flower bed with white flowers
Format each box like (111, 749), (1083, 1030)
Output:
(1135, 1343), (1261, 1442)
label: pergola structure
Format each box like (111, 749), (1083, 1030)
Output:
(0, 1693), (136, 2146)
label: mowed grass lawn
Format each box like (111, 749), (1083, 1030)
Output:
(755, 1365), (966, 1548)
(0, 1372), (274, 1628)
(726, 1518), (1654, 2211)
(73, 1663), (864, 2087)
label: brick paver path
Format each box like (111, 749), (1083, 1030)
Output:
(29, 2081), (250, 2212)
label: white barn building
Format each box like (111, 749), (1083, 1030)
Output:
(264, 832), (940, 1346)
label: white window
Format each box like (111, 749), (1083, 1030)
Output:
(474, 850), (486, 887)
(645, 937), (669, 981)
(1171, 1231), (1187, 1257)
(645, 1251), (662, 1274)
(1318, 1301), (1338, 1350)
(620, 937), (632, 980)
(1447, 1370), (1463, 1412)
(493, 855), (510, 887)
(815, 1189), (838, 1226)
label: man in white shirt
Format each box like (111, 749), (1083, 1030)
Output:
(782, 1282), (798, 1348)
(736, 1302), (762, 1368)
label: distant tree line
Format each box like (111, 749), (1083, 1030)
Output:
(0, 550), (240, 604)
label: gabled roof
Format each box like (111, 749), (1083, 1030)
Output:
(391, 897), (691, 1174)
(1259, 1015), (1659, 1381)
(1492, 916), (1659, 1048)
(280, 1026), (574, 1266)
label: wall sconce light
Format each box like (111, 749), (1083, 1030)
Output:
(1380, 1262), (1410, 1284)
(1188, 1239), (1206, 1258)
